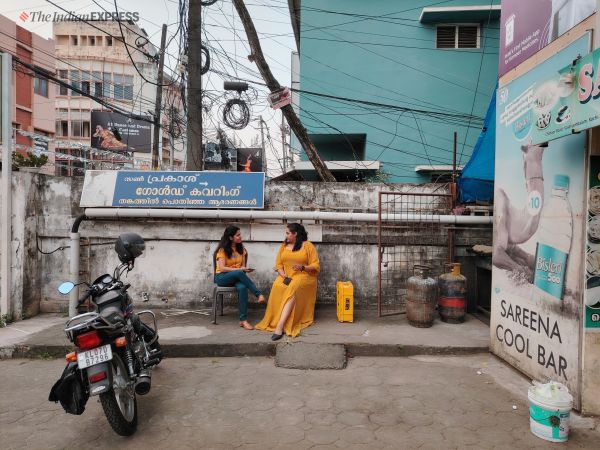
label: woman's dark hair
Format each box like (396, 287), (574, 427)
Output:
(217, 225), (244, 258)
(287, 223), (308, 251)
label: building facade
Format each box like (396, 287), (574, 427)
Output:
(53, 20), (160, 175)
(288, 0), (500, 182)
(0, 14), (56, 174)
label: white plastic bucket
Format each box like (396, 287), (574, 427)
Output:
(528, 382), (573, 443)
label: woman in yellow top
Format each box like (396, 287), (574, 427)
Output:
(255, 223), (320, 340)
(214, 226), (265, 330)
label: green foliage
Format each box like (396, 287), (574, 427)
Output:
(364, 171), (392, 184)
(38, 352), (54, 360)
(0, 313), (12, 328)
(12, 151), (48, 168)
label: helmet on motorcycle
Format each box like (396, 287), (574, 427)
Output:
(115, 233), (145, 263)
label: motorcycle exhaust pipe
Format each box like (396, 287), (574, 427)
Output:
(135, 371), (151, 395)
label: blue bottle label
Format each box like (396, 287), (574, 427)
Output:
(533, 243), (568, 300)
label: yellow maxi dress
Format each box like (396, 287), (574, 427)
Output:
(255, 241), (320, 337)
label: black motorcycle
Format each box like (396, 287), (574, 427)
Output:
(49, 233), (162, 436)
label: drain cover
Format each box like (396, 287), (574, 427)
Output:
(275, 342), (346, 369)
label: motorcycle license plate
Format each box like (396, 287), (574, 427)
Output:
(77, 344), (113, 369)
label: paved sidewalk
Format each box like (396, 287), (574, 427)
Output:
(0, 355), (598, 449)
(0, 308), (490, 359)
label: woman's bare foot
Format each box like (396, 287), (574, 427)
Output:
(257, 294), (266, 303)
(239, 320), (254, 330)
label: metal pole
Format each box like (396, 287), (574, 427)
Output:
(69, 232), (80, 317)
(259, 116), (266, 173)
(453, 131), (457, 184)
(1, 52), (12, 320)
(152, 24), (168, 170)
(169, 130), (175, 170)
(377, 192), (382, 318)
(448, 131), (458, 263)
(281, 112), (287, 173)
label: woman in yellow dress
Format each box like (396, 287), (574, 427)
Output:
(255, 223), (320, 340)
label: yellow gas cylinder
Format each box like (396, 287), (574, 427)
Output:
(336, 281), (354, 322)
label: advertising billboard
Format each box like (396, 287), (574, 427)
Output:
(586, 156), (600, 330)
(506, 44), (600, 146)
(500, 0), (596, 77)
(236, 147), (263, 172)
(203, 142), (237, 171)
(492, 35), (589, 402)
(91, 111), (152, 154)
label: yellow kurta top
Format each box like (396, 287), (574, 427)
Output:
(255, 241), (320, 337)
(215, 247), (247, 274)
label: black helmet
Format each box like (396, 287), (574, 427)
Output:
(115, 233), (145, 263)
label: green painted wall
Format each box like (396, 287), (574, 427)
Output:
(296, 0), (500, 182)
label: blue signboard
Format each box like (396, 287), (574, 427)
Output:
(112, 171), (265, 208)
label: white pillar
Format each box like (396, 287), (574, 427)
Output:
(1, 52), (13, 319)
(69, 232), (80, 317)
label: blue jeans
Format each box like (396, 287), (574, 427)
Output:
(215, 270), (261, 321)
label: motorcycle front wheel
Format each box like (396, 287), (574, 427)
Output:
(100, 353), (138, 436)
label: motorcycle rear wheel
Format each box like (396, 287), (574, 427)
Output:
(100, 353), (138, 436)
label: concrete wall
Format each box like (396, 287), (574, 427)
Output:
(0, 173), (491, 317)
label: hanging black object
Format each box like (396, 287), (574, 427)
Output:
(201, 0), (218, 5)
(200, 44), (210, 75)
(223, 81), (248, 92)
(223, 98), (250, 130)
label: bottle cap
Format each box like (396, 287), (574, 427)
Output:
(554, 174), (569, 190)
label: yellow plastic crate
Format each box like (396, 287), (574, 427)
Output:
(336, 281), (354, 323)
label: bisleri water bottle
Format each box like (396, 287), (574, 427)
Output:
(532, 174), (572, 302)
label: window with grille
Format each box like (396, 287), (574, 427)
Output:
(70, 70), (80, 96)
(58, 70), (68, 96)
(92, 71), (103, 97)
(436, 25), (479, 49)
(113, 74), (134, 100)
(34, 76), (48, 97)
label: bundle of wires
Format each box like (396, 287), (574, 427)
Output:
(222, 98), (250, 130)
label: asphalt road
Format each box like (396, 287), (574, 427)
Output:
(1, 356), (598, 449)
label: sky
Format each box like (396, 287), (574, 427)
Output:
(1, 0), (296, 176)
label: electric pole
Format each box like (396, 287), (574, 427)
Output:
(233, 0), (336, 182)
(281, 113), (287, 173)
(152, 24), (167, 170)
(169, 128), (175, 170)
(186, 0), (204, 170)
(259, 116), (266, 173)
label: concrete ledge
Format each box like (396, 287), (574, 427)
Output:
(163, 342), (277, 358)
(10, 344), (73, 359)
(0, 310), (492, 360)
(5, 342), (489, 360)
(347, 343), (489, 357)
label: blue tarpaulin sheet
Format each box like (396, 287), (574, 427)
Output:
(458, 87), (496, 203)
